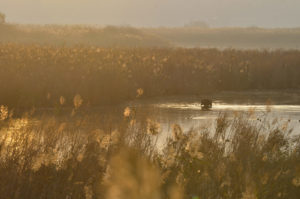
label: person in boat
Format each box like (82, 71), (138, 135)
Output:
(201, 99), (212, 110)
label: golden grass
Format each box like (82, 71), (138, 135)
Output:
(1, 43), (300, 111)
(0, 108), (299, 199)
(0, 40), (300, 198)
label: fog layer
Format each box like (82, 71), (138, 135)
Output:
(1, 0), (300, 27)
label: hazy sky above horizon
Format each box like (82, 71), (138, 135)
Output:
(1, 0), (300, 27)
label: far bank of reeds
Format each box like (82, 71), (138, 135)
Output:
(1, 44), (300, 110)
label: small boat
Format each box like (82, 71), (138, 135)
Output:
(201, 99), (212, 110)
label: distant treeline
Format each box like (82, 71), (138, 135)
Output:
(0, 24), (170, 47)
(147, 27), (300, 49)
(0, 44), (300, 109)
(1, 23), (300, 49)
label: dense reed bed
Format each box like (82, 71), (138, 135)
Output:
(0, 43), (300, 110)
(0, 107), (299, 199)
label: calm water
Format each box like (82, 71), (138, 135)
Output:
(12, 90), (300, 133)
(130, 91), (300, 135)
(6, 91), (300, 148)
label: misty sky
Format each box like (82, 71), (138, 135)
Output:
(1, 0), (300, 27)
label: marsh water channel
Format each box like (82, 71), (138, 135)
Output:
(7, 91), (300, 148)
(129, 91), (300, 143)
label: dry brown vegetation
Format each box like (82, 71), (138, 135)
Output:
(1, 25), (300, 198)
(0, 43), (300, 110)
(0, 107), (299, 199)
